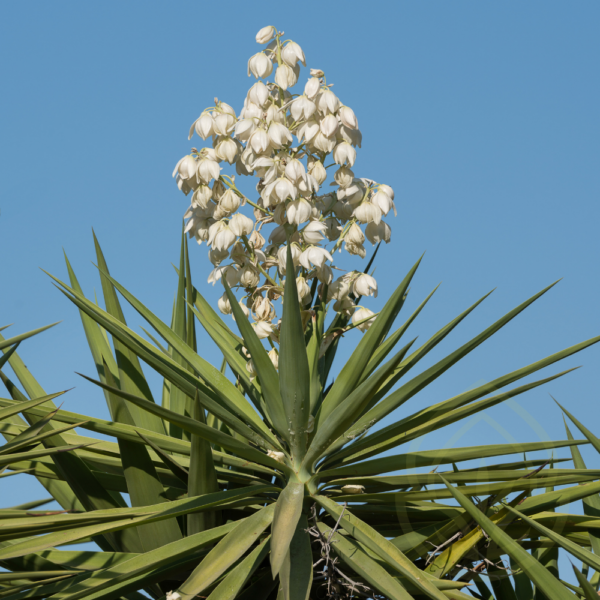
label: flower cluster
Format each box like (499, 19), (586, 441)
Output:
(173, 25), (396, 357)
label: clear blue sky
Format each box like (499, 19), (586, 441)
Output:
(1, 0), (599, 580)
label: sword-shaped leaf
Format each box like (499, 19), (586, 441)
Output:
(0, 323), (59, 351)
(270, 481), (304, 577)
(278, 515), (312, 600)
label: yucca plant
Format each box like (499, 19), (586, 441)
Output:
(2, 23), (600, 600)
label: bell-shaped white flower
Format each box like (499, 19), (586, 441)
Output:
(213, 113), (235, 136)
(312, 132), (336, 154)
(197, 159), (221, 184)
(248, 128), (270, 154)
(193, 114), (214, 140)
(354, 202), (382, 225)
(229, 241), (247, 265)
(297, 119), (320, 144)
(284, 158), (306, 183)
(302, 220), (327, 244)
(365, 220), (392, 245)
(218, 189), (240, 214)
(268, 224), (287, 246)
(228, 213), (253, 236)
(208, 264), (239, 286)
(264, 104), (286, 125)
(345, 240), (366, 258)
(320, 114), (339, 138)
(304, 77), (320, 100)
(296, 276), (312, 305)
(274, 177), (297, 202)
(248, 81), (269, 107)
(215, 137), (238, 164)
(353, 273), (378, 298)
(371, 189), (393, 216)
(218, 292), (232, 315)
(268, 348), (279, 369)
(346, 223), (365, 245)
(253, 320), (274, 339)
(338, 181), (365, 205)
(324, 216), (342, 241)
(328, 277), (350, 301)
(235, 118), (257, 142)
(316, 89), (340, 114)
(241, 100), (262, 120)
(308, 159), (327, 185)
(338, 106), (358, 129)
(290, 95), (317, 121)
(277, 243), (302, 272)
(287, 198), (312, 225)
(191, 185), (212, 209)
(208, 247), (229, 265)
(256, 25), (276, 44)
(248, 52), (273, 79)
(339, 125), (362, 148)
(239, 264), (260, 288)
(208, 221), (236, 251)
(334, 166), (354, 189)
(267, 122), (292, 148)
(281, 41), (306, 67)
(297, 173), (319, 198)
(316, 263), (333, 285)
(192, 219), (211, 244)
(253, 296), (276, 321)
(299, 246), (333, 270)
(333, 142), (356, 167)
(352, 307), (376, 332)
(274, 64), (299, 90)
(173, 155), (197, 180)
(378, 183), (394, 200)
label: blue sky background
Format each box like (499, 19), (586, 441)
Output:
(1, 0), (599, 588)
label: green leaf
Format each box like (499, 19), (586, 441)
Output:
(270, 481), (304, 577)
(317, 255), (423, 427)
(135, 430), (189, 485)
(278, 243), (311, 465)
(206, 537), (270, 600)
(440, 476), (574, 600)
(278, 515), (312, 600)
(177, 504), (275, 599)
(571, 563), (598, 600)
(0, 323), (59, 351)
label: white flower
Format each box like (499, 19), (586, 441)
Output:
(346, 223), (365, 245)
(248, 128), (270, 154)
(208, 221), (236, 251)
(208, 265), (239, 286)
(274, 177), (298, 202)
(249, 230), (265, 250)
(253, 296), (276, 321)
(284, 159), (306, 183)
(245, 359), (257, 377)
(256, 25), (276, 44)
(247, 81), (269, 107)
(299, 246), (333, 270)
(232, 298), (250, 321)
(352, 307), (376, 332)
(302, 221), (327, 244)
(334, 166), (354, 189)
(365, 220), (391, 244)
(248, 52), (273, 79)
(304, 77), (320, 100)
(371, 190), (393, 215)
(316, 263), (333, 284)
(290, 95), (317, 121)
(215, 137), (238, 164)
(333, 142), (356, 167)
(213, 113), (235, 136)
(192, 219), (211, 244)
(269, 225), (287, 246)
(241, 100), (262, 119)
(208, 248), (229, 265)
(320, 114), (339, 138)
(338, 181), (365, 205)
(268, 348), (279, 369)
(353, 274), (378, 298)
(345, 241), (366, 258)
(338, 106), (358, 129)
(312, 132), (336, 153)
(191, 185), (212, 208)
(308, 159), (327, 185)
(333, 200), (354, 221)
(193, 114), (214, 140)
(281, 41), (306, 67)
(296, 276), (312, 305)
(253, 320), (274, 339)
(341, 484), (365, 494)
(277, 243), (302, 271)
(218, 293), (232, 315)
(339, 125), (362, 148)
(197, 159), (221, 184)
(378, 184), (394, 200)
(173, 155), (197, 180)
(274, 64), (299, 90)
(287, 198), (312, 225)
(354, 202), (382, 225)
(324, 216), (342, 241)
(218, 189), (240, 214)
(228, 213), (253, 236)
(239, 264), (260, 288)
(267, 449), (286, 463)
(234, 118), (257, 142)
(267, 122), (293, 148)
(328, 278), (350, 301)
(166, 592), (182, 600)
(316, 89), (340, 114)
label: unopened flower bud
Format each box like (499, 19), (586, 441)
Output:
(218, 293), (232, 315)
(308, 159), (327, 185)
(256, 25), (276, 44)
(341, 484), (365, 494)
(310, 68), (324, 78)
(304, 77), (320, 100)
(268, 348), (279, 369)
(296, 276), (312, 305)
(239, 264), (260, 288)
(245, 359), (257, 377)
(219, 189), (241, 214)
(338, 106), (358, 129)
(346, 223), (365, 245)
